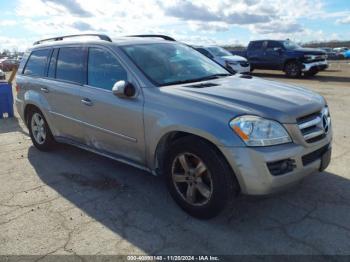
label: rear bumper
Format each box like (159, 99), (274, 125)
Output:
(219, 130), (332, 195)
(15, 97), (25, 121)
(302, 61), (328, 72)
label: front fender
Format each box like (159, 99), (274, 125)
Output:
(144, 104), (245, 170)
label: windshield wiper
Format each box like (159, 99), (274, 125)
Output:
(162, 73), (231, 86)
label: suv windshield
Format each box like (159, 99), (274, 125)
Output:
(207, 46), (232, 57)
(121, 43), (229, 86)
(282, 40), (301, 50)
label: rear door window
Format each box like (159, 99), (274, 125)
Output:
(249, 41), (264, 50)
(56, 47), (85, 84)
(87, 47), (127, 90)
(23, 49), (50, 76)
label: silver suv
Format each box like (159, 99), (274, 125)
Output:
(15, 34), (332, 219)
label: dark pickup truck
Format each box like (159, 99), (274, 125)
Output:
(231, 40), (328, 77)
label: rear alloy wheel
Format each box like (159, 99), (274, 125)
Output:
(165, 137), (239, 219)
(28, 109), (56, 151)
(285, 62), (301, 78)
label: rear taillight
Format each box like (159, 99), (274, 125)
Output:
(16, 84), (20, 93)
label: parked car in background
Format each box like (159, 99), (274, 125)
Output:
(16, 34), (332, 218)
(244, 40), (328, 77)
(344, 50), (350, 59)
(194, 46), (250, 74)
(0, 69), (5, 80)
(320, 47), (337, 59)
(333, 47), (348, 53)
(0, 58), (19, 71)
(333, 47), (349, 59)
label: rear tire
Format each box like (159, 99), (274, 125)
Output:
(164, 137), (239, 219)
(28, 108), (56, 151)
(284, 61), (301, 78)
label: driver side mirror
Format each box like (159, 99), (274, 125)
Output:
(112, 80), (137, 98)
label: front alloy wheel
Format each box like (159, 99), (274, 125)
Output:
(285, 62), (301, 78)
(172, 153), (213, 206)
(165, 137), (239, 219)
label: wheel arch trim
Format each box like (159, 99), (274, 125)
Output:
(151, 128), (229, 174)
(23, 91), (54, 133)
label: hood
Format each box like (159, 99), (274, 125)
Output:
(162, 75), (325, 123)
(291, 47), (326, 55)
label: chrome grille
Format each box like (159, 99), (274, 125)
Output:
(306, 55), (327, 62)
(313, 55), (327, 62)
(297, 107), (331, 143)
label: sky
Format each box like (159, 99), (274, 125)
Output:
(0, 0), (349, 51)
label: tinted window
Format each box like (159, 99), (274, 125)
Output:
(18, 52), (30, 74)
(48, 49), (58, 78)
(282, 41), (302, 50)
(24, 49), (50, 76)
(249, 41), (263, 50)
(88, 48), (127, 90)
(267, 41), (282, 49)
(56, 47), (85, 84)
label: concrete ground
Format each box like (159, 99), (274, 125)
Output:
(1, 61), (350, 257)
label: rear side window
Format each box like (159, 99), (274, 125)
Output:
(266, 41), (282, 49)
(249, 41), (263, 50)
(56, 47), (85, 84)
(18, 51), (30, 74)
(23, 49), (50, 76)
(88, 48), (127, 90)
(47, 49), (58, 78)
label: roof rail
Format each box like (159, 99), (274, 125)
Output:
(127, 34), (176, 41)
(33, 34), (112, 45)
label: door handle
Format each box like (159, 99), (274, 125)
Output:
(81, 98), (93, 106)
(40, 87), (49, 93)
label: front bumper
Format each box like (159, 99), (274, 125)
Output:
(219, 130), (332, 195)
(302, 60), (328, 72)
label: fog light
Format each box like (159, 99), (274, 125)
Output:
(267, 159), (296, 176)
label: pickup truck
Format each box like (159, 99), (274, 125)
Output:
(231, 40), (328, 77)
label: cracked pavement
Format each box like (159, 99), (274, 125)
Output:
(1, 62), (350, 256)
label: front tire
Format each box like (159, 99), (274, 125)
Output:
(304, 70), (318, 77)
(164, 137), (239, 219)
(284, 61), (301, 78)
(28, 108), (56, 151)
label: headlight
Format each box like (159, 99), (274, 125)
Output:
(226, 61), (238, 66)
(229, 115), (292, 146)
